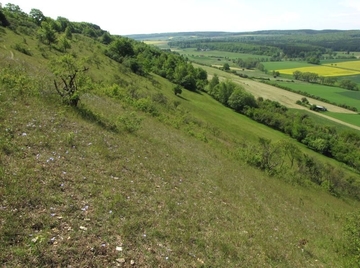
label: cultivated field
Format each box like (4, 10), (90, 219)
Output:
(324, 60), (360, 71)
(262, 61), (313, 71)
(177, 48), (268, 60)
(195, 64), (360, 131)
(211, 64), (253, 71)
(143, 40), (170, 49)
(173, 48), (268, 67)
(278, 65), (360, 76)
(274, 81), (360, 111)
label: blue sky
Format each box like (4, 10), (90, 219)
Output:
(3, 0), (360, 35)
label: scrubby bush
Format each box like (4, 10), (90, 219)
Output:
(118, 112), (142, 133)
(343, 212), (360, 267)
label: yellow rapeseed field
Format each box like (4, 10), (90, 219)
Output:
(279, 65), (360, 76)
(324, 60), (360, 71)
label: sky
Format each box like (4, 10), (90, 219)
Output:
(3, 0), (360, 35)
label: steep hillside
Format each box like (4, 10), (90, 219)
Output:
(1, 5), (360, 267)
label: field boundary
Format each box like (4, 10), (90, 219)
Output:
(198, 64), (360, 131)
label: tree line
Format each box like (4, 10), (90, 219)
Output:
(167, 29), (360, 62)
(104, 38), (208, 91)
(1, 3), (112, 45)
(206, 76), (360, 176)
(0, 3), (209, 93)
(293, 71), (359, 90)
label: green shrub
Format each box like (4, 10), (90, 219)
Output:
(135, 98), (159, 116)
(343, 212), (360, 267)
(152, 93), (167, 105)
(174, 85), (182, 95)
(13, 43), (32, 55)
(118, 112), (142, 133)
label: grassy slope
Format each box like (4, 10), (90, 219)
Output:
(1, 27), (360, 267)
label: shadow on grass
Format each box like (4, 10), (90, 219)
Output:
(74, 105), (118, 133)
(192, 90), (203, 95)
(176, 95), (189, 101)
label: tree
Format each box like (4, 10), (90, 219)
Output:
(339, 79), (358, 91)
(174, 85), (182, 96)
(208, 74), (219, 92)
(64, 26), (72, 39)
(57, 36), (71, 52)
(3, 3), (28, 24)
(301, 97), (309, 105)
(0, 5), (10, 27)
(281, 140), (301, 168)
(174, 63), (188, 84)
(56, 16), (71, 32)
(4, 3), (23, 13)
(272, 70), (280, 77)
(307, 56), (320, 65)
(228, 88), (257, 112)
(101, 32), (112, 44)
(180, 75), (197, 91)
(211, 80), (236, 105)
(38, 21), (57, 45)
(293, 70), (302, 80)
(324, 77), (337, 86)
(223, 63), (230, 71)
(124, 58), (145, 75)
(195, 67), (207, 81)
(29, 8), (45, 26)
(257, 138), (284, 172)
(105, 38), (135, 62)
(256, 62), (265, 72)
(50, 54), (89, 106)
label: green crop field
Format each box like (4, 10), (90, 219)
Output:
(177, 48), (268, 60)
(262, 61), (314, 71)
(174, 48), (269, 67)
(189, 55), (233, 66)
(321, 58), (359, 64)
(291, 109), (357, 130)
(345, 74), (360, 85)
(144, 40), (170, 49)
(325, 112), (360, 127)
(274, 81), (360, 110)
